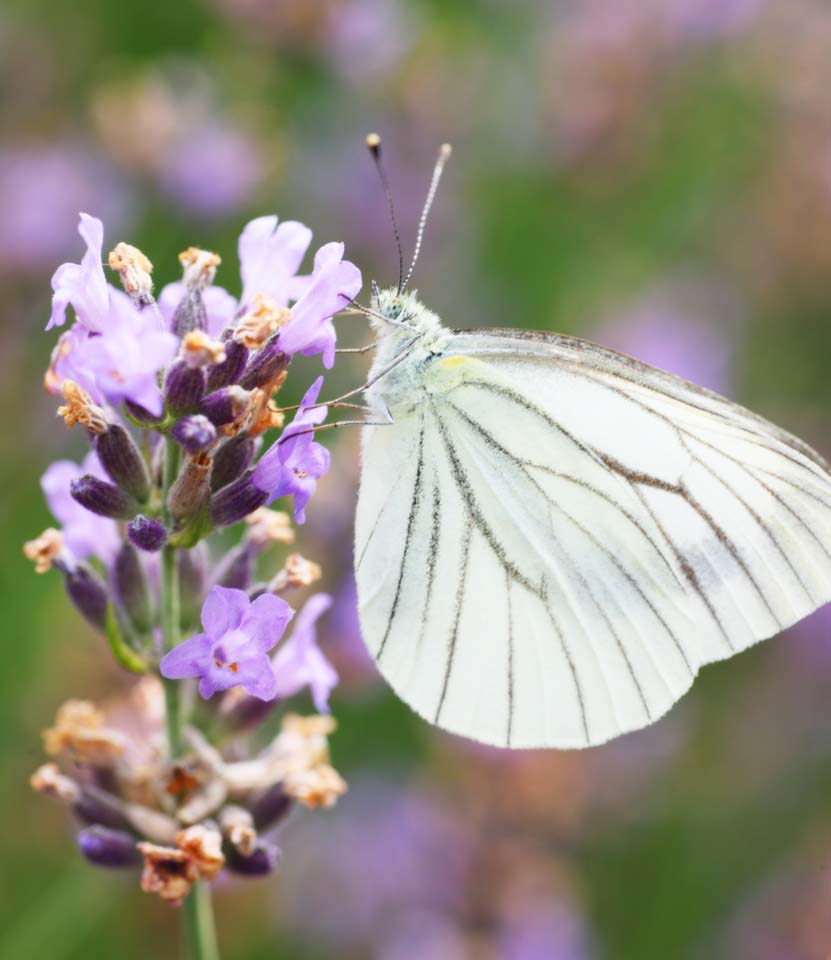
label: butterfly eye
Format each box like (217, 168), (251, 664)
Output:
(386, 300), (403, 320)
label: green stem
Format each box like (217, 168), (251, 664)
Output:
(161, 438), (183, 759)
(159, 438), (221, 960)
(183, 881), (220, 960)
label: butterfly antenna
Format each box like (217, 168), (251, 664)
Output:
(366, 133), (405, 294)
(401, 142), (452, 293)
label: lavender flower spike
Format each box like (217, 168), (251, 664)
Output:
(47, 213), (109, 332)
(160, 586), (294, 700)
(271, 593), (337, 713)
(251, 377), (330, 523)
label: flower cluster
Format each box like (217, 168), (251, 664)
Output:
(26, 211), (359, 905)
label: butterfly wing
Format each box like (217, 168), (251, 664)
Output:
(355, 328), (831, 748)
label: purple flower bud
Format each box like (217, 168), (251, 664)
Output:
(205, 338), (248, 393)
(127, 514), (168, 552)
(172, 414), (217, 453)
(95, 424), (151, 502)
(63, 563), (109, 630)
(171, 288), (208, 337)
(74, 785), (132, 831)
(112, 543), (152, 633)
(210, 474), (268, 527)
(225, 839), (280, 876)
(213, 543), (255, 591)
(200, 386), (251, 427)
(211, 436), (256, 492)
(164, 359), (205, 415)
(239, 340), (287, 391)
(124, 398), (162, 426)
(250, 783), (293, 831)
(167, 452), (212, 524)
(77, 826), (140, 868)
(70, 474), (135, 520)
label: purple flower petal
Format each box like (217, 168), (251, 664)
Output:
(201, 586), (250, 642)
(242, 592), (295, 652)
(160, 633), (213, 679)
(235, 655), (279, 701)
(279, 243), (362, 367)
(47, 213), (110, 332)
(239, 216), (312, 309)
(271, 593), (337, 712)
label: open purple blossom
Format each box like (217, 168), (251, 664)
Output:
(271, 593), (338, 712)
(47, 213), (110, 332)
(41, 451), (121, 565)
(68, 290), (178, 415)
(45, 323), (104, 403)
(239, 215), (313, 310)
(160, 586), (294, 700)
(251, 377), (330, 523)
(278, 241), (362, 369)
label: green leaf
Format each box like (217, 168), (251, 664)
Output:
(105, 604), (149, 674)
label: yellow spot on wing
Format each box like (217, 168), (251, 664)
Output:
(440, 355), (470, 367)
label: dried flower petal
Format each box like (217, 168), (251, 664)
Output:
(245, 508), (295, 549)
(30, 763), (81, 803)
(174, 824), (225, 880)
(234, 294), (290, 350)
(180, 331), (227, 369)
(282, 763), (347, 809)
(270, 553), (322, 592)
(108, 241), (153, 303)
(137, 842), (198, 906)
(57, 380), (108, 433)
(179, 247), (221, 291)
(23, 527), (64, 573)
(43, 698), (128, 763)
(219, 805), (257, 856)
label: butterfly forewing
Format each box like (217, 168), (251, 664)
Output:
(355, 327), (831, 749)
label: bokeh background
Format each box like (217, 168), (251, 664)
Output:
(3, 0), (831, 957)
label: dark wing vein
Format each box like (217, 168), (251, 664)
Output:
(377, 423), (425, 660)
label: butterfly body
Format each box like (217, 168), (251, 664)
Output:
(355, 289), (831, 749)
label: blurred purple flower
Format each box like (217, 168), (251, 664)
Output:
(666, 0), (765, 43)
(788, 602), (831, 667)
(239, 215), (313, 309)
(591, 283), (738, 394)
(157, 282), (239, 337)
(499, 901), (593, 960)
(0, 145), (130, 272)
(47, 213), (110, 332)
(271, 593), (337, 712)
(278, 778), (472, 952)
(41, 451), (120, 565)
(325, 0), (416, 84)
(159, 123), (263, 219)
(278, 242), (361, 368)
(251, 377), (330, 523)
(160, 585), (293, 699)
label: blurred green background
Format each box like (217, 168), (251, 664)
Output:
(3, 0), (831, 957)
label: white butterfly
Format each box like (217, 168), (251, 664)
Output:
(351, 140), (831, 749)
